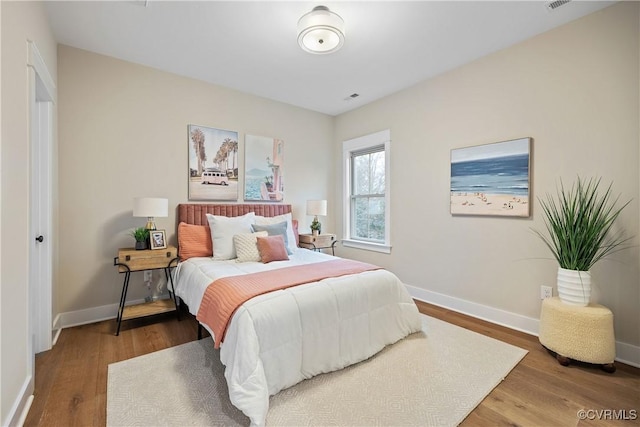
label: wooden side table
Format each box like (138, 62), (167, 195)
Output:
(539, 296), (616, 372)
(113, 245), (179, 335)
(299, 233), (338, 255)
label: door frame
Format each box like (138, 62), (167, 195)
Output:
(27, 40), (55, 355)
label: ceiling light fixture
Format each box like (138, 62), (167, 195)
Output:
(297, 5), (345, 55)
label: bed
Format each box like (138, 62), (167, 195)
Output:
(173, 203), (421, 426)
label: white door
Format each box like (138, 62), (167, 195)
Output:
(28, 42), (55, 355)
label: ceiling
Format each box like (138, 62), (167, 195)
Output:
(44, 1), (614, 116)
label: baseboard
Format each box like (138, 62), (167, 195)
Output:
(3, 376), (33, 427)
(58, 302), (121, 329)
(57, 295), (171, 329)
(14, 395), (34, 427)
(406, 284), (640, 368)
(616, 341), (640, 368)
(52, 313), (62, 346)
(406, 284), (540, 336)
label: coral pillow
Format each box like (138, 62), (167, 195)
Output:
(256, 235), (290, 263)
(255, 213), (298, 254)
(251, 221), (291, 254)
(177, 222), (212, 261)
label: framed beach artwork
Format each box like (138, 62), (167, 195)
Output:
(244, 135), (284, 202)
(188, 124), (239, 201)
(450, 137), (531, 217)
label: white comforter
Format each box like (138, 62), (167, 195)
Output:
(173, 250), (421, 426)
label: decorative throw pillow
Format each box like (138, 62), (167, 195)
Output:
(206, 212), (256, 260)
(234, 231), (268, 262)
(256, 235), (290, 263)
(177, 222), (212, 261)
(255, 213), (298, 254)
(251, 221), (292, 254)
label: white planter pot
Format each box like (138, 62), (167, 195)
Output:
(557, 267), (591, 306)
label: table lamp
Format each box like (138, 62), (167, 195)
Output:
(133, 197), (168, 230)
(306, 199), (327, 235)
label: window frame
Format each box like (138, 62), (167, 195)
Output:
(342, 129), (391, 253)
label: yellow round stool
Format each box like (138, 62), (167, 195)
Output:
(539, 297), (616, 373)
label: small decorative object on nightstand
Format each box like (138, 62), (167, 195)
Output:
(299, 233), (337, 255)
(113, 245), (179, 335)
(306, 199), (327, 236)
(149, 229), (167, 250)
(130, 227), (149, 250)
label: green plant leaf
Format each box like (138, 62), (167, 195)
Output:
(130, 227), (149, 242)
(532, 176), (632, 271)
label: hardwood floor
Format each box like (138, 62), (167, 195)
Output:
(25, 301), (639, 427)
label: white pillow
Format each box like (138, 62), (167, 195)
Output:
(255, 213), (297, 254)
(234, 231), (268, 262)
(206, 212), (256, 260)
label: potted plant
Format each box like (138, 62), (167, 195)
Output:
(310, 217), (321, 236)
(533, 177), (631, 306)
(130, 227), (150, 250)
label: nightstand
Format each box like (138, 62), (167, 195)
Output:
(299, 233), (338, 255)
(113, 245), (179, 335)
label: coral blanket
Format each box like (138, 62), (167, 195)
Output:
(197, 259), (381, 348)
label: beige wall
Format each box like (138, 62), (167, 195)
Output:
(57, 45), (334, 313)
(334, 3), (640, 346)
(1, 1), (58, 424)
(1, 1), (636, 421)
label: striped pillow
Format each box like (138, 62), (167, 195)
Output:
(177, 222), (212, 261)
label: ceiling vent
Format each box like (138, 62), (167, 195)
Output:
(545, 0), (572, 12)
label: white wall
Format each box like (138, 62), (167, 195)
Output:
(334, 3), (639, 347)
(1, 1), (58, 424)
(57, 45), (335, 315)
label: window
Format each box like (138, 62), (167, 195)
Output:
(342, 130), (391, 253)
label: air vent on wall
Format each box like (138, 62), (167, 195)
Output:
(545, 0), (571, 12)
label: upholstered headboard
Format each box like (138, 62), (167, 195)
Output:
(177, 203), (292, 225)
(176, 204), (299, 258)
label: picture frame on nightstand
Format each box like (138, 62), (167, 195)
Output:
(149, 229), (167, 250)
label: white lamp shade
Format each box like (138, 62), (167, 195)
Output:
(297, 6), (345, 54)
(133, 197), (168, 218)
(306, 199), (327, 216)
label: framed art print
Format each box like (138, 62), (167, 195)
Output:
(149, 229), (167, 250)
(244, 135), (285, 202)
(188, 124), (239, 201)
(450, 137), (531, 217)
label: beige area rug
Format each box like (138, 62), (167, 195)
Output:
(107, 315), (527, 426)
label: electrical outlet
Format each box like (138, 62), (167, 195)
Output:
(540, 285), (553, 300)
